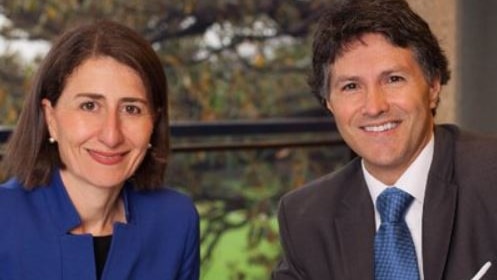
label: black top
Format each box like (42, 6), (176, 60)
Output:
(93, 235), (112, 280)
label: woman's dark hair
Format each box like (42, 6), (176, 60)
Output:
(3, 20), (169, 190)
(310, 0), (451, 112)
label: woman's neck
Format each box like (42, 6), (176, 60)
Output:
(59, 171), (127, 236)
(70, 197), (125, 236)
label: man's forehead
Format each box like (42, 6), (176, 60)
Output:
(334, 33), (400, 60)
(329, 34), (423, 81)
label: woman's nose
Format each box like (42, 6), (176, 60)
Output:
(98, 111), (124, 148)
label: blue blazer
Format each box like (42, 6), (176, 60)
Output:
(0, 170), (199, 280)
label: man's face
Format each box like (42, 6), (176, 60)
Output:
(326, 33), (440, 184)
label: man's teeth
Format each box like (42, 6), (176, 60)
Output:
(364, 122), (397, 132)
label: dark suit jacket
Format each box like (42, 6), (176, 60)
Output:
(272, 124), (497, 279)
(0, 170), (199, 280)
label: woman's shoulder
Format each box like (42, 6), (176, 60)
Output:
(0, 178), (48, 207)
(127, 186), (197, 216)
(126, 186), (199, 233)
(0, 178), (28, 198)
(0, 177), (23, 189)
(0, 178), (38, 220)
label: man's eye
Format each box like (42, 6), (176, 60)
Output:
(80, 101), (97, 111)
(388, 76), (405, 83)
(342, 83), (358, 91)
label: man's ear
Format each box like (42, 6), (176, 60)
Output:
(41, 98), (58, 141)
(325, 99), (334, 115)
(428, 76), (442, 110)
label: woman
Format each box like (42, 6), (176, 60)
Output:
(0, 21), (199, 280)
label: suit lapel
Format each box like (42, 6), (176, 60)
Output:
(422, 126), (458, 280)
(334, 166), (376, 280)
(422, 179), (457, 280)
(332, 125), (460, 280)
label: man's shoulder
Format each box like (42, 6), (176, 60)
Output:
(280, 157), (363, 209)
(439, 124), (497, 161)
(438, 124), (497, 151)
(437, 124), (497, 186)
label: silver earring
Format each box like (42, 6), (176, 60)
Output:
(49, 137), (56, 143)
(148, 143), (152, 149)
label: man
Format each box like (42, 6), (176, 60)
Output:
(272, 0), (497, 279)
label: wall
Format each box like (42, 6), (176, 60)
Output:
(408, 0), (458, 124)
(457, 1), (497, 133)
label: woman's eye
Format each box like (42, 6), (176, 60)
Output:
(80, 101), (97, 111)
(124, 105), (142, 115)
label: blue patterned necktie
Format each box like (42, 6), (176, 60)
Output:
(374, 187), (420, 280)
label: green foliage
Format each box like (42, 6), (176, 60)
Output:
(200, 216), (280, 280)
(168, 146), (350, 278)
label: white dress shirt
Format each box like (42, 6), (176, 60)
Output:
(362, 135), (434, 280)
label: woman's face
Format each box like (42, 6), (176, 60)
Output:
(42, 56), (154, 190)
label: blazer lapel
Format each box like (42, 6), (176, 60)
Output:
(45, 172), (142, 280)
(43, 171), (96, 279)
(101, 185), (141, 280)
(422, 126), (458, 280)
(334, 170), (376, 280)
(59, 222), (142, 280)
(60, 234), (96, 280)
(101, 222), (141, 280)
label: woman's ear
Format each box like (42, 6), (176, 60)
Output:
(41, 98), (58, 141)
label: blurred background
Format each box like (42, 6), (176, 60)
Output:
(1, 0), (495, 279)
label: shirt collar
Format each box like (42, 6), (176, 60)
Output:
(363, 134), (434, 204)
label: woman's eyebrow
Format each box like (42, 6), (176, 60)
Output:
(120, 97), (149, 104)
(74, 92), (105, 100)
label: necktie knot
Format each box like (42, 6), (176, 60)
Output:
(377, 187), (413, 223)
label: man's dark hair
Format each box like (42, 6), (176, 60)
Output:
(309, 0), (450, 109)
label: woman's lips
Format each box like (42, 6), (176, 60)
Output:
(88, 150), (127, 165)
